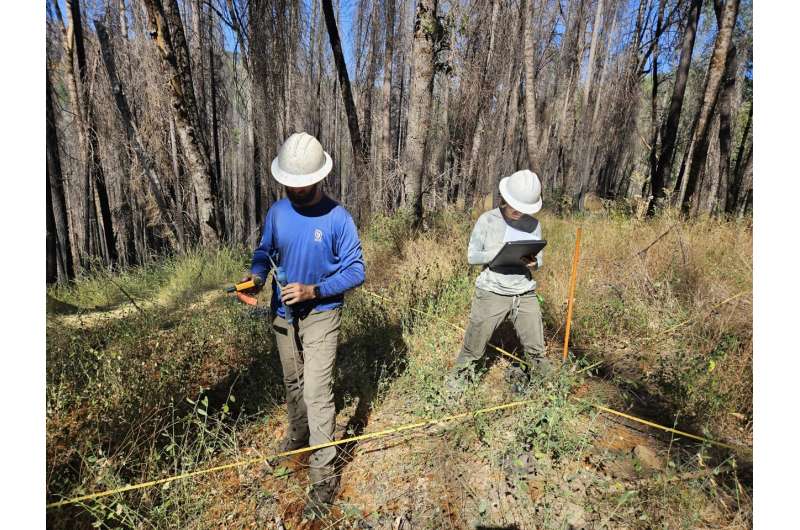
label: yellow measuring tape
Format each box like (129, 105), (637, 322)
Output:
(47, 287), (751, 510)
(581, 402), (745, 452)
(47, 398), (537, 509)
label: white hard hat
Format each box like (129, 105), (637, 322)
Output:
(270, 132), (333, 187)
(498, 170), (543, 215)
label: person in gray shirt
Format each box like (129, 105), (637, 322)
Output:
(446, 170), (553, 394)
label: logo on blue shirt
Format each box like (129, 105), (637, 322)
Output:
(314, 229), (323, 242)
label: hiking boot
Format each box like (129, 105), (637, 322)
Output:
(303, 468), (339, 520)
(528, 357), (557, 379)
(277, 432), (309, 453)
(444, 365), (476, 395)
(504, 365), (530, 395)
(268, 432), (309, 467)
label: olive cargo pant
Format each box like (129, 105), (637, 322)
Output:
(272, 309), (341, 481)
(454, 288), (546, 370)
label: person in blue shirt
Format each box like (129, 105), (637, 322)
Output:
(243, 132), (365, 518)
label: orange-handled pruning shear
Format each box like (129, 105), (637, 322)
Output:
(225, 277), (263, 306)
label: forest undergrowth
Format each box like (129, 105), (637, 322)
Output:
(46, 204), (752, 529)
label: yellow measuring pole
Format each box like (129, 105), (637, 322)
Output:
(562, 227), (582, 362)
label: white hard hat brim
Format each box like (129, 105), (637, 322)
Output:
(499, 176), (543, 215)
(270, 151), (333, 187)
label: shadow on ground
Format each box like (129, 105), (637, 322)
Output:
(332, 308), (408, 483)
(472, 319), (530, 377)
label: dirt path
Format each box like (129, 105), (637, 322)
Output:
(49, 289), (227, 329)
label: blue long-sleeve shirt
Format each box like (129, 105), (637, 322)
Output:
(251, 196), (365, 318)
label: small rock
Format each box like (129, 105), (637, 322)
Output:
(528, 478), (545, 502)
(392, 514), (411, 530)
(563, 501), (587, 529)
(606, 458), (638, 480)
(632, 445), (664, 471)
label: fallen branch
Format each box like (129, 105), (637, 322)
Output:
(637, 224), (676, 257)
(104, 274), (145, 314)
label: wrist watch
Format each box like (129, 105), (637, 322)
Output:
(313, 285), (321, 299)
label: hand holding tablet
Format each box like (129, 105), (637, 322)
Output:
(488, 240), (548, 269)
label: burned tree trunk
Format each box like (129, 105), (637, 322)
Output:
(168, 116), (186, 248)
(380, 0), (396, 194)
(143, 0), (220, 245)
(708, 0), (740, 215)
(726, 102), (751, 213)
(648, 0), (702, 214)
(322, 0), (368, 220)
(735, 143), (752, 216)
(583, 0), (604, 107)
(464, 0), (500, 207)
(47, 167), (58, 284)
(71, 0), (117, 265)
(56, 0), (117, 265)
(54, 0), (91, 263)
(403, 0), (439, 223)
(523, 0), (538, 171)
(46, 66), (75, 283)
(208, 8), (224, 237)
(363, 2), (381, 155)
(679, 0), (740, 214)
(647, 0), (667, 197)
(363, 1), (381, 211)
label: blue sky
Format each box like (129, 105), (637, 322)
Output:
(50, 0), (751, 86)
(52, 0), (361, 79)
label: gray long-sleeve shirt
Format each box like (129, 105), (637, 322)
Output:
(467, 208), (543, 295)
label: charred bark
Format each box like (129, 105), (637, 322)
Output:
(648, 0), (702, 215)
(402, 0), (439, 223)
(143, 0), (220, 245)
(679, 0), (740, 214)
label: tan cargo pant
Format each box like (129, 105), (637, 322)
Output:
(454, 287), (546, 370)
(272, 308), (341, 481)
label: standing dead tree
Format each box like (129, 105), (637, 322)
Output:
(380, 0), (397, 207)
(726, 100), (751, 214)
(677, 0), (741, 215)
(403, 0), (440, 223)
(649, 0), (702, 215)
(321, 0), (369, 222)
(142, 0), (220, 245)
(711, 0), (740, 216)
(95, 19), (181, 248)
(54, 0), (118, 267)
(47, 66), (75, 283)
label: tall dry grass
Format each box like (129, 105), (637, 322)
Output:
(536, 208), (752, 442)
